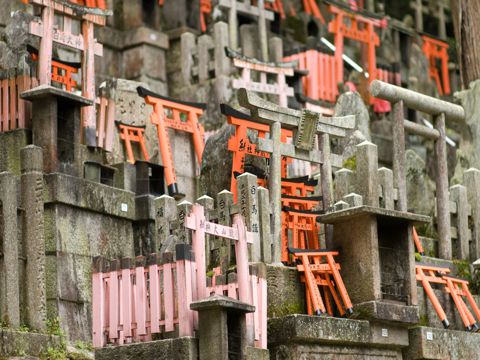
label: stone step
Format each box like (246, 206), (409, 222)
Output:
(405, 326), (480, 360)
(416, 256), (471, 277)
(94, 337), (198, 360)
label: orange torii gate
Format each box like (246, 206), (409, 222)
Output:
(416, 264), (480, 331)
(328, 4), (387, 86)
(289, 248), (353, 316)
(221, 104), (292, 200)
(422, 35), (451, 96)
(137, 87), (206, 199)
(24, 0), (108, 146)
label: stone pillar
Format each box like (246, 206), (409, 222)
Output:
(378, 167), (394, 210)
(155, 194), (177, 252)
(269, 37), (283, 63)
(191, 295), (255, 360)
(21, 145), (46, 330)
(31, 96), (58, 173)
(269, 122), (282, 264)
(0, 171), (20, 327)
(258, 186), (272, 263)
(214, 22), (231, 77)
(464, 168), (480, 260)
(450, 185), (469, 260)
(176, 200), (193, 245)
(355, 141), (379, 207)
(197, 195), (214, 267)
(237, 173), (261, 262)
(392, 100), (407, 211)
(216, 190), (234, 270)
(334, 168), (353, 202)
(434, 113), (451, 260)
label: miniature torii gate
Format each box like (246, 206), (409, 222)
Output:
(422, 35), (450, 95)
(219, 0), (274, 61)
(238, 88), (355, 262)
(226, 47), (296, 108)
(26, 0), (108, 146)
(328, 4), (387, 86)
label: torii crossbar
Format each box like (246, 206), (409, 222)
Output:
(238, 88), (355, 262)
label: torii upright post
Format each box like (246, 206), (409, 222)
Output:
(238, 89), (356, 262)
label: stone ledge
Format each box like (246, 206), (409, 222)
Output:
(44, 173), (136, 220)
(352, 301), (420, 326)
(94, 337), (198, 360)
(405, 326), (480, 360)
(0, 329), (61, 357)
(268, 314), (409, 349)
(98, 26), (169, 51)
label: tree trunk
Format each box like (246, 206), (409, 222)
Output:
(450, 0), (480, 87)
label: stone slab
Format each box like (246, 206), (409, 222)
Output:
(44, 173), (136, 220)
(0, 129), (31, 175)
(318, 206), (431, 225)
(95, 337), (198, 360)
(0, 329), (61, 357)
(405, 326), (480, 360)
(20, 85), (93, 106)
(268, 314), (410, 349)
(352, 301), (420, 326)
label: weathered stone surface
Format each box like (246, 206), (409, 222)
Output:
(0, 329), (61, 357)
(333, 91), (371, 159)
(95, 337), (198, 360)
(405, 326), (480, 360)
(0, 130), (31, 175)
(266, 265), (305, 318)
(199, 123), (268, 197)
(269, 315), (407, 359)
(406, 149), (435, 216)
(352, 301), (420, 325)
(0, 10), (31, 71)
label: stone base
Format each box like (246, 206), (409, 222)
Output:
(0, 329), (61, 357)
(266, 264), (306, 318)
(246, 346), (270, 360)
(352, 301), (420, 326)
(268, 315), (408, 359)
(94, 337), (198, 360)
(404, 326), (480, 360)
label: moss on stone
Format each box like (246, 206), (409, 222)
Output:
(268, 300), (304, 318)
(343, 155), (357, 171)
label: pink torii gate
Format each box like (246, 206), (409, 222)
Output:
(27, 0), (107, 146)
(92, 204), (267, 349)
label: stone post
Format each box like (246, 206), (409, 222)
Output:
(181, 32), (196, 86)
(21, 145), (46, 330)
(198, 34), (214, 82)
(355, 141), (379, 207)
(214, 22), (231, 77)
(190, 295), (255, 360)
(257, 0), (268, 62)
(450, 184), (469, 260)
(0, 171), (20, 327)
(197, 195), (214, 268)
(269, 122), (282, 264)
(464, 168), (480, 260)
(392, 100), (407, 211)
(269, 36), (283, 63)
(240, 24), (257, 58)
(228, 0), (238, 51)
(236, 173), (261, 262)
(334, 168), (353, 202)
(257, 186), (272, 263)
(434, 113), (451, 259)
(155, 195), (177, 251)
(378, 167), (394, 210)
(216, 190), (234, 270)
(176, 200), (193, 245)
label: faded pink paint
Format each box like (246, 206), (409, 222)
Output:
(92, 204), (268, 349)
